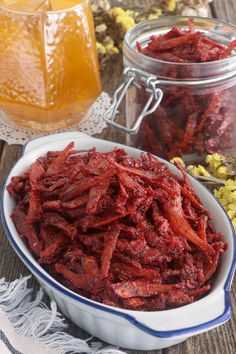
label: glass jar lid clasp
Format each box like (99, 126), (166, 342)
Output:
(103, 68), (163, 134)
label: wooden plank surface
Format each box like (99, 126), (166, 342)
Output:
(211, 0), (236, 23)
(0, 1), (235, 353)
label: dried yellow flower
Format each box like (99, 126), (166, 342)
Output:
(214, 179), (236, 228)
(96, 42), (106, 55)
(105, 44), (119, 54)
(91, 0), (110, 13)
(188, 165), (211, 177)
(95, 23), (107, 33)
(148, 9), (162, 20)
(109, 7), (136, 32)
(206, 153), (222, 172)
(170, 157), (185, 167)
(166, 0), (176, 12)
(206, 154), (229, 179)
(206, 153), (236, 179)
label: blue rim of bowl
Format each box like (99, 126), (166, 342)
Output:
(1, 143), (236, 339)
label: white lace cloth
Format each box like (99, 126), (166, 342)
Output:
(0, 92), (110, 145)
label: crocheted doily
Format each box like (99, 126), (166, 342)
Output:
(0, 92), (110, 145)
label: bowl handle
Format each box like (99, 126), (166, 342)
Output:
(22, 132), (90, 156)
(124, 289), (231, 338)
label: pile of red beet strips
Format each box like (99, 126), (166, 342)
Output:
(136, 19), (236, 158)
(8, 143), (227, 311)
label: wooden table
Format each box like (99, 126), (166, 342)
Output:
(0, 1), (235, 353)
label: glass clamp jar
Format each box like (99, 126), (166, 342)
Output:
(104, 16), (236, 160)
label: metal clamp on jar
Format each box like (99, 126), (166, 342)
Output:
(103, 67), (163, 134)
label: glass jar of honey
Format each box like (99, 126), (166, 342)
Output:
(104, 17), (236, 160)
(0, 0), (101, 131)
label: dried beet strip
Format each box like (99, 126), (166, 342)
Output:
(111, 263), (160, 281)
(112, 281), (182, 298)
(86, 179), (110, 215)
(60, 171), (114, 202)
(8, 144), (227, 311)
(181, 187), (206, 212)
(29, 161), (45, 188)
(165, 208), (215, 255)
(38, 239), (64, 264)
(27, 191), (42, 223)
(197, 215), (208, 241)
(61, 195), (88, 210)
(11, 206), (42, 256)
(42, 212), (77, 240)
(47, 142), (74, 176)
(27, 161), (45, 222)
(101, 226), (121, 279)
(55, 262), (103, 293)
(147, 32), (202, 52)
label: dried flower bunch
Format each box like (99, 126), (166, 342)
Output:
(171, 154), (236, 230)
(91, 0), (213, 68)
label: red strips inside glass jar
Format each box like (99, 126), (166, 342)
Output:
(133, 19), (236, 158)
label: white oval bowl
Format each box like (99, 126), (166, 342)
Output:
(1, 132), (236, 350)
